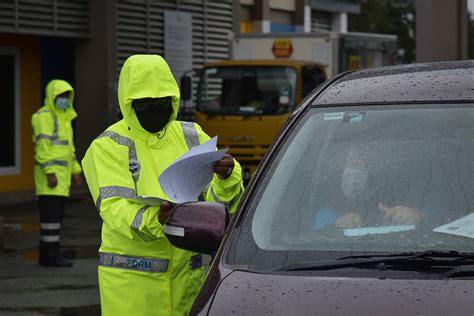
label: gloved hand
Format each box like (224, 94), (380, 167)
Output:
(212, 154), (235, 179)
(158, 201), (172, 225)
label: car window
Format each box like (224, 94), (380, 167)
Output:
(228, 105), (474, 270)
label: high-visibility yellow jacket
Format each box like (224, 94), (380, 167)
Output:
(31, 79), (82, 197)
(82, 55), (244, 316)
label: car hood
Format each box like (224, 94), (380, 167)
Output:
(208, 271), (474, 315)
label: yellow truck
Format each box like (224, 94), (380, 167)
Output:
(192, 59), (327, 183)
(179, 32), (396, 183)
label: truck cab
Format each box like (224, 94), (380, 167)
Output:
(194, 60), (326, 183)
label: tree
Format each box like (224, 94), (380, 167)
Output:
(349, 0), (416, 63)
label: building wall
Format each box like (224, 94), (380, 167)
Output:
(74, 0), (117, 160)
(0, 34), (40, 192)
(416, 0), (468, 62)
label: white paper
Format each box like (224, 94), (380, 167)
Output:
(344, 225), (416, 237)
(433, 213), (474, 239)
(159, 136), (227, 203)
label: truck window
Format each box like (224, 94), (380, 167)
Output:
(302, 66), (326, 99)
(197, 66), (298, 115)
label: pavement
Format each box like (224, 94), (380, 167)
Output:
(0, 188), (212, 316)
(0, 190), (101, 316)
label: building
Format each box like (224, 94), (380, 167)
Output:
(239, 0), (360, 33)
(0, 0), (361, 195)
(416, 0), (468, 62)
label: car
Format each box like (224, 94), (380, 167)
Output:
(165, 60), (474, 315)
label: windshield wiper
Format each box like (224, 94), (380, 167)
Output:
(277, 250), (474, 272)
(443, 265), (474, 278)
(336, 250), (474, 261)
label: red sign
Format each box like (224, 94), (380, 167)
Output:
(272, 39), (293, 58)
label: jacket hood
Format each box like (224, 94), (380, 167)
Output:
(44, 79), (76, 120)
(118, 55), (180, 135)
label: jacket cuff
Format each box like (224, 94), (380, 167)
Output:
(142, 206), (165, 239)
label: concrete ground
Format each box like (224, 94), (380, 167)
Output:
(0, 194), (101, 316)
(0, 191), (212, 316)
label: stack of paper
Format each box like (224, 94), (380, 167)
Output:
(130, 136), (227, 206)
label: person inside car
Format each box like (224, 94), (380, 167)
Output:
(312, 157), (424, 230)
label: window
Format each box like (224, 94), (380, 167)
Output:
(0, 48), (20, 175)
(197, 66), (298, 115)
(228, 105), (474, 271)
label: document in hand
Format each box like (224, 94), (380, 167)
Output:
(129, 136), (227, 206)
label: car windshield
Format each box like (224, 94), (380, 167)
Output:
(227, 104), (474, 271)
(197, 66), (298, 115)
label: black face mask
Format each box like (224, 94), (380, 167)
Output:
(132, 98), (173, 133)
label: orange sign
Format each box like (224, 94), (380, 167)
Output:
(272, 39), (293, 58)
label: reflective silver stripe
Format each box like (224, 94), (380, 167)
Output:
(97, 130), (140, 190)
(131, 206), (156, 242)
(180, 121), (200, 149)
(35, 134), (54, 142)
(34, 115), (69, 146)
(96, 186), (135, 209)
(35, 134), (68, 145)
(53, 119), (59, 139)
(34, 109), (50, 115)
(40, 235), (60, 242)
(99, 252), (168, 273)
(40, 223), (61, 230)
(73, 155), (78, 162)
(51, 139), (69, 145)
(37, 160), (68, 168)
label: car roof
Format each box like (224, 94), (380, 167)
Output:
(313, 60), (474, 105)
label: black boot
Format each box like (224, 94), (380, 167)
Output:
(39, 241), (73, 267)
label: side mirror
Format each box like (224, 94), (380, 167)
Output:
(164, 202), (228, 255)
(180, 75), (192, 101)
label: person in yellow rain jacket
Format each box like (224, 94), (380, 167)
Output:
(81, 55), (244, 316)
(31, 79), (82, 267)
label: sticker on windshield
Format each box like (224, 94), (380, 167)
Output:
(343, 112), (366, 123)
(323, 112), (344, 121)
(433, 213), (474, 239)
(343, 225), (416, 237)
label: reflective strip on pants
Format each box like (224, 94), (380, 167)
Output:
(40, 223), (61, 230)
(99, 252), (169, 273)
(41, 235), (60, 242)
